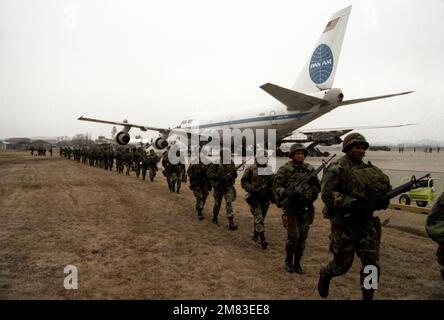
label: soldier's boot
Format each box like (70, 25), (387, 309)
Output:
(362, 289), (374, 300)
(285, 239), (294, 273)
(293, 256), (304, 274)
(251, 231), (258, 241)
(318, 267), (332, 298)
(197, 209), (204, 220)
(176, 183), (181, 194)
(228, 217), (238, 231)
(258, 232), (268, 249)
(285, 252), (294, 273)
(293, 249), (304, 274)
(170, 181), (176, 192)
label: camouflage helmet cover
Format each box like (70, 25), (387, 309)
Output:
(289, 143), (308, 157)
(342, 132), (369, 152)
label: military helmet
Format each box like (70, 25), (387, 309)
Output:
(289, 143), (308, 157)
(342, 132), (369, 152)
(150, 149), (155, 154)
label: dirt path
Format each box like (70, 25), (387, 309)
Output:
(0, 151), (443, 299)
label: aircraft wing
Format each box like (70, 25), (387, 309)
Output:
(260, 83), (327, 111)
(298, 123), (417, 132)
(78, 116), (171, 135)
(338, 91), (413, 106)
(281, 123), (417, 144)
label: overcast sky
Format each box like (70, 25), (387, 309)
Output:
(1, 0), (443, 143)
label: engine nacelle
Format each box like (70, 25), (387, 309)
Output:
(154, 137), (169, 150)
(116, 131), (130, 145)
(323, 88), (344, 105)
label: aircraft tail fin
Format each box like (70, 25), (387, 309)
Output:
(292, 6), (352, 93)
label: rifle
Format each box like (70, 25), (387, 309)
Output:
(245, 173), (275, 204)
(280, 154), (336, 210)
(343, 173), (431, 224)
(213, 161), (246, 190)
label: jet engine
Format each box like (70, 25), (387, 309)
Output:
(323, 88), (344, 104)
(154, 136), (169, 150)
(116, 131), (130, 145)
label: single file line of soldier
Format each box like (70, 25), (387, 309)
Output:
(59, 133), (443, 300)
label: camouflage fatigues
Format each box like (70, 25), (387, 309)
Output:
(207, 161), (237, 220)
(274, 160), (320, 269)
(187, 162), (212, 218)
(241, 163), (274, 234)
(320, 155), (391, 288)
(426, 192), (444, 279)
(133, 150), (142, 178)
(147, 152), (160, 181)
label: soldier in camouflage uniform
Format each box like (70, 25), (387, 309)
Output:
(274, 144), (321, 273)
(133, 148), (143, 178)
(318, 133), (391, 300)
(116, 148), (125, 174)
(124, 149), (132, 176)
(241, 151), (274, 249)
(147, 149), (160, 181)
(187, 155), (212, 220)
(162, 149), (174, 191)
(169, 152), (186, 193)
(207, 149), (238, 230)
(426, 192), (444, 281)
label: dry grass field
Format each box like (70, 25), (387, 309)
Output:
(0, 150), (443, 299)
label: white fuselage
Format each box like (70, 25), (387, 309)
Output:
(174, 100), (339, 143)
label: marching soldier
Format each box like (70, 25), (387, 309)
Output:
(318, 133), (391, 300)
(133, 148), (143, 178)
(207, 149), (238, 230)
(187, 154), (212, 220)
(274, 144), (321, 273)
(124, 149), (132, 176)
(426, 192), (444, 281)
(147, 149), (160, 181)
(161, 149), (173, 191)
(241, 151), (274, 249)
(169, 152), (186, 193)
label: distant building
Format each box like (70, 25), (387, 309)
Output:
(5, 137), (32, 150)
(0, 140), (9, 150)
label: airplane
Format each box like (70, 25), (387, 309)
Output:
(78, 5), (413, 156)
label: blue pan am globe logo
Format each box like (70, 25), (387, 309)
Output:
(309, 44), (334, 84)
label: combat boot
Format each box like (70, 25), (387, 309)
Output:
(318, 267), (332, 298)
(293, 258), (304, 274)
(228, 217), (238, 230)
(197, 209), (204, 220)
(362, 289), (374, 300)
(251, 231), (258, 241)
(258, 232), (268, 249)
